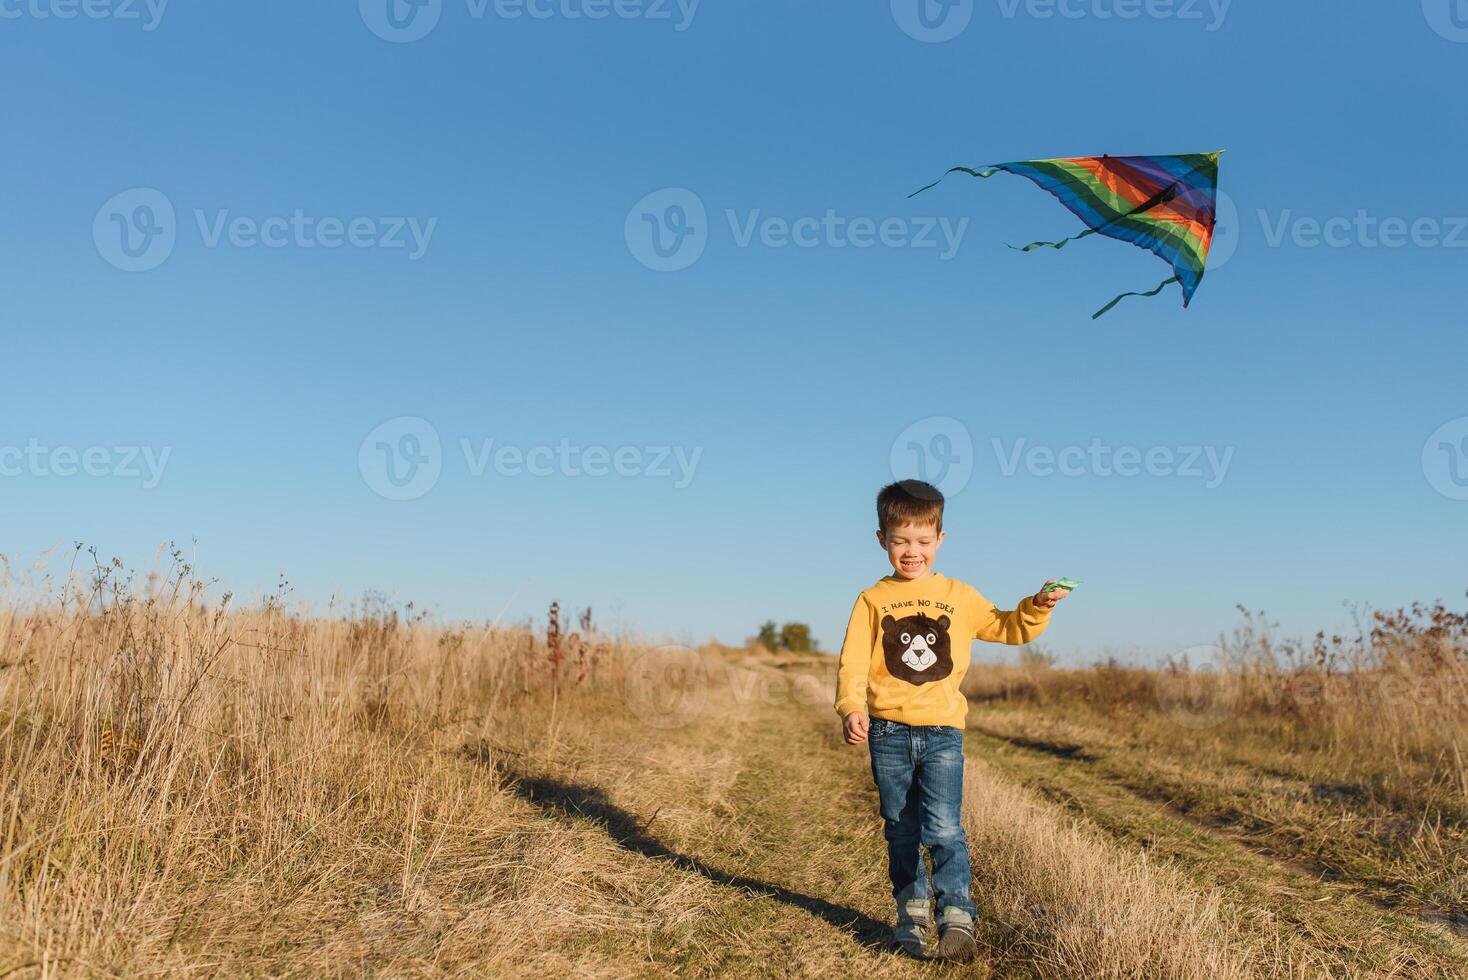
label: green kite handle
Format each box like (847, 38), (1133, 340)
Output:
(1044, 577), (1081, 593)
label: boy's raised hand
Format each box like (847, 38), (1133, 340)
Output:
(843, 710), (869, 745)
(1033, 581), (1071, 609)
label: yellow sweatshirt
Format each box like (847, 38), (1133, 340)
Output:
(834, 571), (1051, 728)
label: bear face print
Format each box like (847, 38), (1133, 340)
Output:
(880, 613), (954, 685)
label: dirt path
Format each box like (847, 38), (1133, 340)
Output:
(487, 656), (966, 977)
(477, 651), (1468, 977)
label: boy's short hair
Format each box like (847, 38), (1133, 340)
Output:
(877, 480), (944, 535)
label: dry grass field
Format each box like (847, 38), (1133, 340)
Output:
(2, 555), (1465, 977)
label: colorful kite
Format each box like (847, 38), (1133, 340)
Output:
(910, 151), (1223, 318)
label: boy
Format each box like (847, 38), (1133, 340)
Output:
(834, 479), (1069, 961)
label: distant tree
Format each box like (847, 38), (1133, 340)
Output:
(778, 622), (815, 653)
(753, 620), (820, 653)
(756, 621), (780, 650)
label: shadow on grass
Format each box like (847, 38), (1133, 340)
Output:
(467, 748), (892, 952)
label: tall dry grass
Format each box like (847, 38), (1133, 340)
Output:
(0, 550), (642, 975)
(964, 598), (1468, 790)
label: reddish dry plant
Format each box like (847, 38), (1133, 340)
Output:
(1370, 599), (1468, 671)
(546, 600), (563, 686)
(543, 602), (598, 689)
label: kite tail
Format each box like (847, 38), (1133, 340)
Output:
(907, 166), (1002, 198)
(1007, 227), (1098, 252)
(1091, 275), (1180, 320)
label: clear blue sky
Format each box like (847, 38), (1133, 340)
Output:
(4, 1), (1467, 663)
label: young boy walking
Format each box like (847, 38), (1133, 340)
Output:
(835, 480), (1069, 961)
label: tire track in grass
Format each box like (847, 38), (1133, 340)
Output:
(971, 719), (1468, 946)
(970, 707), (1468, 920)
(965, 725), (1468, 978)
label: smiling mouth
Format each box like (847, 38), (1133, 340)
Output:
(900, 559), (924, 571)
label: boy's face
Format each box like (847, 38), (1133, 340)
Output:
(877, 521), (945, 580)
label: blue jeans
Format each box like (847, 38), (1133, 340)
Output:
(867, 716), (977, 919)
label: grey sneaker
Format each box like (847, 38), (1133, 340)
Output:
(935, 906), (977, 962)
(892, 899), (933, 958)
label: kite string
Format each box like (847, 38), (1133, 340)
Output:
(1091, 275), (1180, 320)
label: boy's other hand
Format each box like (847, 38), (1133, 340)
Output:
(1034, 581), (1071, 609)
(843, 711), (870, 745)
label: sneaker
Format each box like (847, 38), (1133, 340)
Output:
(935, 906), (977, 962)
(892, 899), (933, 958)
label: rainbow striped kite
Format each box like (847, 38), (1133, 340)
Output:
(911, 151), (1223, 319)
